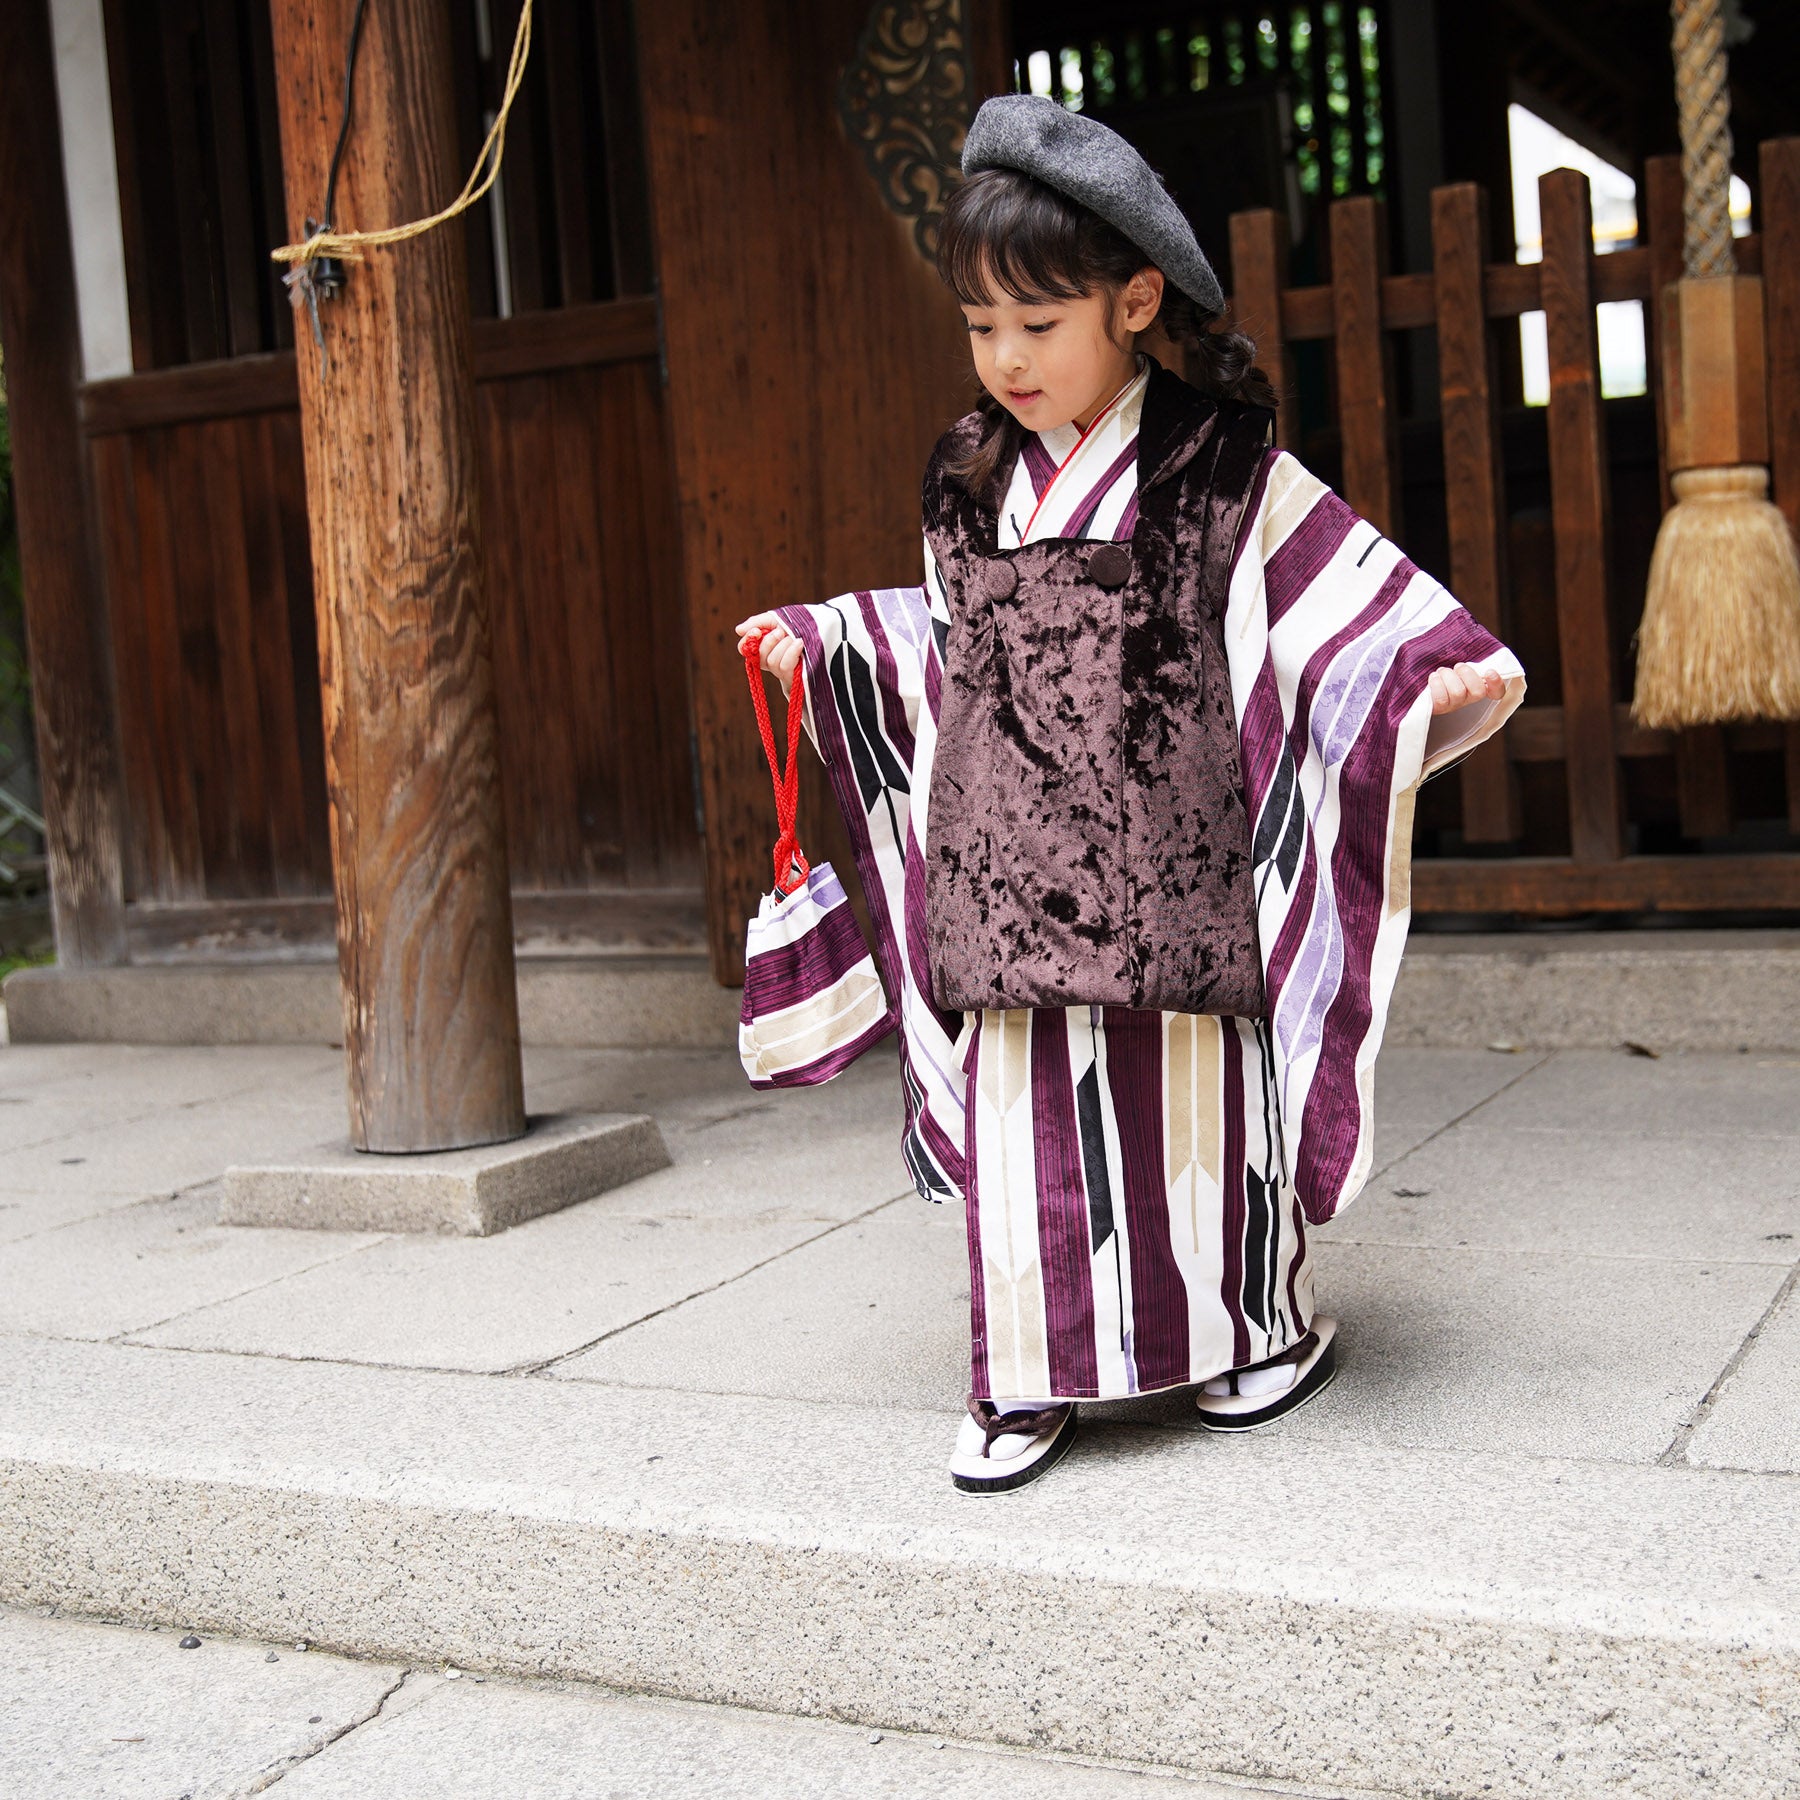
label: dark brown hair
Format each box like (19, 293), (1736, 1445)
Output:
(936, 166), (1275, 494)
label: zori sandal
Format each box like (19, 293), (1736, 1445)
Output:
(950, 1397), (1078, 1494)
(1194, 1317), (1339, 1432)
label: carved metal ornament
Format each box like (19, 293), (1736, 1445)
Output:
(837, 0), (971, 263)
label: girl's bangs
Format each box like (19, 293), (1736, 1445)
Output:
(938, 174), (1092, 308)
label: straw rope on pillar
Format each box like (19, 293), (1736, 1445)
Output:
(1632, 0), (1800, 727)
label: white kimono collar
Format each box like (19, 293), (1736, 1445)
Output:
(996, 353), (1149, 549)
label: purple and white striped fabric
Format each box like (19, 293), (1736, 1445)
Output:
(738, 862), (896, 1090)
(779, 448), (1523, 1225)
(1226, 453), (1524, 1219)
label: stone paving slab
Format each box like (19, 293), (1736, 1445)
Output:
(1361, 1046), (1549, 1175)
(1, 1603), (406, 1800)
(0, 1190), (387, 1341)
(1338, 1123), (1800, 1262)
(0, 1089), (349, 1197)
(128, 1206), (858, 1374)
(271, 1662), (1311, 1800)
(5, 1606), (1319, 1800)
(552, 1199), (972, 1406)
(1289, 1241), (1788, 1463)
(1468, 1046), (1800, 1140)
(3, 1337), (1796, 1800)
(1686, 1273), (1800, 1474)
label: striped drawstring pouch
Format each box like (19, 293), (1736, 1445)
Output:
(737, 633), (895, 1088)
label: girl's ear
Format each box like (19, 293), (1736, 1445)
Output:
(1121, 266), (1165, 334)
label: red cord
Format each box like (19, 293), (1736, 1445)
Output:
(742, 630), (811, 896)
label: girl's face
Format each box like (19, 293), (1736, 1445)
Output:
(960, 266), (1164, 433)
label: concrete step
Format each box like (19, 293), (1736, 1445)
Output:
(4, 1603), (1323, 1800)
(7, 930), (1799, 1051)
(4, 1335), (1794, 1800)
(1, 955), (742, 1050)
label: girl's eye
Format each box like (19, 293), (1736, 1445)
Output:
(1026, 322), (1055, 334)
(965, 323), (991, 336)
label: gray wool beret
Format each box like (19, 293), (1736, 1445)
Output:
(960, 94), (1224, 315)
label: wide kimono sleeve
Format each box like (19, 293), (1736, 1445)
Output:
(1224, 450), (1526, 1226)
(772, 554), (968, 1202)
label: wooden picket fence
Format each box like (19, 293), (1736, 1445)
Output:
(1224, 137), (1800, 915)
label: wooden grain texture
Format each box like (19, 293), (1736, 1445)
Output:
(80, 298), (661, 432)
(0, 0), (127, 963)
(86, 343), (694, 910)
(1498, 702), (1783, 764)
(1539, 168), (1622, 863)
(1413, 854), (1800, 913)
(1644, 153), (1733, 840)
(635, 0), (973, 980)
(270, 0), (524, 1151)
(1432, 183), (1517, 843)
(1329, 196), (1401, 537)
(1229, 209), (1298, 449)
(1762, 138), (1800, 833)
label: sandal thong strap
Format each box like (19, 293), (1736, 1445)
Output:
(966, 1396), (1069, 1457)
(1215, 1330), (1320, 1396)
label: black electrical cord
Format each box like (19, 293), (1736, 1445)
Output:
(320, 0), (370, 237)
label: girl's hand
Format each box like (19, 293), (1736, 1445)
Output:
(1428, 662), (1506, 715)
(734, 611), (803, 698)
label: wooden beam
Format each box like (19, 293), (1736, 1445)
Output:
(269, 0), (524, 1151)
(0, 0), (127, 966)
(1539, 168), (1623, 863)
(1432, 183), (1518, 843)
(1413, 855), (1800, 914)
(80, 298), (662, 434)
(1497, 701), (1784, 764)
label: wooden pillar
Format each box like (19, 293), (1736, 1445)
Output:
(1331, 196), (1402, 539)
(1230, 209), (1298, 450)
(0, 0), (127, 967)
(1539, 168), (1623, 865)
(1432, 182), (1519, 844)
(269, 0), (524, 1152)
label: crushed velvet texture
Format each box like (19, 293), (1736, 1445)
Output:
(924, 360), (1271, 1014)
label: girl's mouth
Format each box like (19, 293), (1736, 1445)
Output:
(1008, 389), (1042, 405)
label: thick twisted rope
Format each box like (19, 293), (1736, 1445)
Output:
(271, 0), (532, 270)
(1670, 0), (1736, 277)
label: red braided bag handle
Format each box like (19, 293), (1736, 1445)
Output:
(742, 631), (811, 897)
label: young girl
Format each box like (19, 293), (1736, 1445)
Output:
(737, 96), (1521, 1494)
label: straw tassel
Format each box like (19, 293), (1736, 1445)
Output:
(1636, 466), (1800, 725)
(1631, 0), (1800, 728)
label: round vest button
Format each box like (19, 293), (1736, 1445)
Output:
(988, 559), (1018, 599)
(1087, 543), (1131, 589)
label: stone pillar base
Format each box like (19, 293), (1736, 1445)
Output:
(221, 1111), (669, 1237)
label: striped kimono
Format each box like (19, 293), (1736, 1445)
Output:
(780, 358), (1523, 1405)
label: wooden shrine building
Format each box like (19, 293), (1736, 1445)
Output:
(2, 0), (1799, 1021)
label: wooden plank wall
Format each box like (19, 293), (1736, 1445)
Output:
(635, 0), (996, 981)
(84, 307), (699, 910)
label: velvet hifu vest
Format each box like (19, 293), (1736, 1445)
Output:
(922, 366), (1272, 1016)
